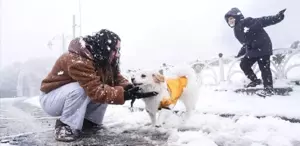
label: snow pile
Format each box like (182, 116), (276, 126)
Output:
(104, 105), (300, 146)
(24, 96), (41, 108)
(196, 86), (300, 118)
(179, 114), (300, 146)
(168, 131), (217, 146)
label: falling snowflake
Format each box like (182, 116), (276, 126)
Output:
(107, 46), (111, 51)
(244, 27), (249, 33)
(107, 39), (112, 44)
(100, 33), (104, 36)
(57, 71), (64, 76)
(237, 12), (242, 15)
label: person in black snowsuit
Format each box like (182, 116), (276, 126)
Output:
(225, 8), (286, 96)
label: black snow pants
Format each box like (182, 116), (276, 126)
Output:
(240, 55), (273, 88)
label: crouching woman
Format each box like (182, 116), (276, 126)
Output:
(39, 29), (157, 142)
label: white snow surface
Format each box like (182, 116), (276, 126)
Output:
(104, 100), (300, 146)
(24, 96), (41, 108)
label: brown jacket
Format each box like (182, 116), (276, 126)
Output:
(40, 38), (129, 104)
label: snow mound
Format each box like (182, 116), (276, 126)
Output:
(24, 96), (41, 108)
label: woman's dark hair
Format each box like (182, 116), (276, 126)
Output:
(83, 29), (121, 83)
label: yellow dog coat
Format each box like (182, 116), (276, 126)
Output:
(159, 76), (188, 109)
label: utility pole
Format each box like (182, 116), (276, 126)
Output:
(72, 15), (76, 39)
(47, 34), (71, 55)
(79, 0), (82, 36)
(0, 0), (3, 69)
(72, 0), (82, 38)
(62, 33), (66, 53)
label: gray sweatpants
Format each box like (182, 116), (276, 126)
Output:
(39, 82), (108, 130)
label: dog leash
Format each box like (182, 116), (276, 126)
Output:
(130, 98), (136, 108)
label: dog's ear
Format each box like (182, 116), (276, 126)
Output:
(152, 73), (165, 83)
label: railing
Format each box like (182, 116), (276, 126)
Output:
(191, 48), (300, 85)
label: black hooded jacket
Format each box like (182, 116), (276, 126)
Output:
(225, 8), (284, 58)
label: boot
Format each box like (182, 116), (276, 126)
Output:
(256, 86), (275, 97)
(245, 79), (262, 88)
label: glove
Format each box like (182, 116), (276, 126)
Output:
(279, 8), (286, 15)
(236, 44), (247, 58)
(124, 86), (158, 108)
(124, 84), (134, 91)
(277, 8), (286, 20)
(132, 91), (159, 99)
(124, 86), (141, 101)
(124, 86), (158, 101)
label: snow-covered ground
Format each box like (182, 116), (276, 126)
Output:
(104, 100), (300, 146)
(23, 96), (40, 108)
(23, 80), (300, 146)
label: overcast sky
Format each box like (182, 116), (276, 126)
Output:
(1, 0), (299, 70)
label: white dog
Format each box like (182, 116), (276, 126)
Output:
(131, 66), (200, 127)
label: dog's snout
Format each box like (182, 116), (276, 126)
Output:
(131, 78), (135, 82)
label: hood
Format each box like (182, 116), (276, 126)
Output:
(81, 29), (121, 68)
(68, 38), (94, 60)
(224, 8), (244, 26)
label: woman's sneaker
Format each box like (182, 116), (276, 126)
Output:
(54, 119), (79, 142)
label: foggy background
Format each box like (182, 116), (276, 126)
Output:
(1, 0), (299, 70)
(0, 0), (299, 97)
